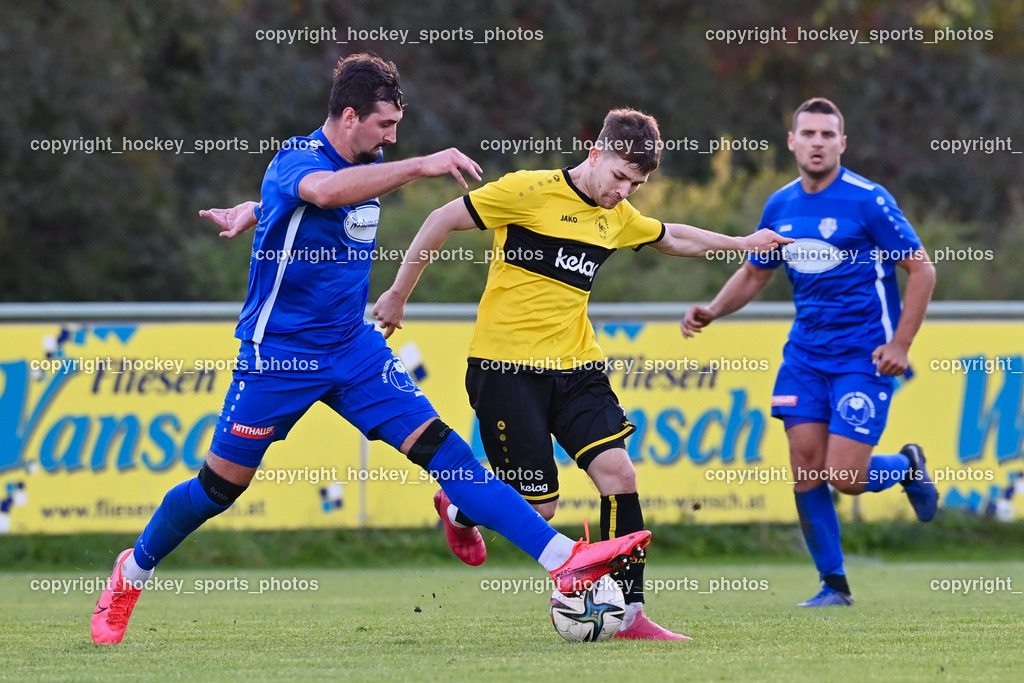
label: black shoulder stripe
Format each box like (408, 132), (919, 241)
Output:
(463, 195), (487, 230)
(633, 222), (666, 251)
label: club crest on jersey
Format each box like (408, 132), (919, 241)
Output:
(596, 216), (609, 239)
(344, 202), (380, 243)
(837, 391), (875, 433)
(382, 358), (417, 393)
(818, 217), (838, 239)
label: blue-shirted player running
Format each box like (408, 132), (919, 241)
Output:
(682, 98), (939, 607)
(91, 53), (651, 644)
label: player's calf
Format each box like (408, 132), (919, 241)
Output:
(93, 462), (249, 644)
(133, 462), (248, 569)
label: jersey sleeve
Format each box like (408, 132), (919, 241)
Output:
(275, 140), (333, 201)
(863, 185), (922, 261)
(617, 201), (666, 251)
(464, 171), (548, 230)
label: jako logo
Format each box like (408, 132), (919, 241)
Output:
(231, 423), (275, 439)
(560, 215), (577, 223)
(554, 248), (597, 277)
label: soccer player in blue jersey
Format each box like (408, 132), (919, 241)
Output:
(90, 53), (652, 644)
(682, 98), (938, 607)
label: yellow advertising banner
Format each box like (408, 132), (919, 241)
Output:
(1, 318), (1021, 533)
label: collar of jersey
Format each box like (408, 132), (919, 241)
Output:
(562, 166), (598, 207)
(796, 165), (847, 199)
(310, 128), (382, 169)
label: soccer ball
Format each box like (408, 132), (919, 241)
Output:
(549, 575), (625, 642)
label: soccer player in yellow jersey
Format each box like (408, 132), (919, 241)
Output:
(375, 109), (791, 640)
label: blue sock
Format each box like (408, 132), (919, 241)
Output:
(133, 477), (231, 570)
(428, 432), (557, 560)
(863, 453), (911, 493)
(794, 484), (844, 580)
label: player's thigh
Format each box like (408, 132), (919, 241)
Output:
(826, 370), (895, 447)
(550, 369), (635, 478)
(465, 364), (559, 504)
(320, 327), (438, 452)
(772, 360), (831, 479)
(209, 341), (326, 470)
(821, 369), (894, 493)
(771, 358), (832, 430)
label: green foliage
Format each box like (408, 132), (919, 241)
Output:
(2, 0), (1022, 301)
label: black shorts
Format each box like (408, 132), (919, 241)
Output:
(465, 363), (635, 504)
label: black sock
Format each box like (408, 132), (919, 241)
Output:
(601, 492), (645, 604)
(454, 510), (477, 527)
(824, 573), (851, 595)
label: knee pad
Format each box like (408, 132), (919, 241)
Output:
(198, 462), (248, 507)
(406, 419), (452, 469)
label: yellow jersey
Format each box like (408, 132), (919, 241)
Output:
(464, 168), (665, 372)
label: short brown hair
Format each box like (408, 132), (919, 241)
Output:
(792, 97), (844, 133)
(596, 109), (662, 174)
(329, 53), (404, 121)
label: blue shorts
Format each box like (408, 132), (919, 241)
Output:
(209, 325), (437, 468)
(770, 353), (895, 446)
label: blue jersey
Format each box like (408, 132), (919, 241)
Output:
(236, 128), (381, 351)
(749, 167), (922, 370)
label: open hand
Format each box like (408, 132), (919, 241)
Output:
(200, 201), (260, 239)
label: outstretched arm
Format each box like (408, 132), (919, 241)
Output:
(681, 261), (776, 338)
(299, 148), (482, 209)
(199, 150), (481, 234)
(373, 198), (479, 338)
(871, 248), (936, 375)
(652, 222), (793, 257)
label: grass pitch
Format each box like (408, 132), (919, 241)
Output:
(2, 559), (1021, 681)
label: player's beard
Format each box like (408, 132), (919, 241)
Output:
(355, 146), (386, 164)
